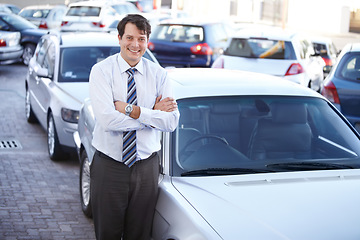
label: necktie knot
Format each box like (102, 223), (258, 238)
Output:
(126, 68), (136, 76)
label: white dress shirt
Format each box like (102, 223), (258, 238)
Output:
(89, 53), (180, 162)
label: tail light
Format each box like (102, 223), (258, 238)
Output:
(92, 22), (105, 28)
(190, 43), (213, 55)
(285, 63), (304, 76)
(39, 20), (48, 29)
(211, 57), (224, 68)
(322, 57), (333, 66)
(148, 42), (155, 51)
(61, 21), (68, 26)
(0, 39), (6, 47)
(321, 80), (340, 104)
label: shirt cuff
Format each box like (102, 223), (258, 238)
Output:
(138, 106), (152, 127)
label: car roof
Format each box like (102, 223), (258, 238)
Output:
(167, 68), (322, 100)
(21, 5), (66, 10)
(232, 27), (302, 41)
(47, 31), (119, 47)
(68, 0), (113, 7)
(346, 43), (360, 52)
(159, 17), (226, 26)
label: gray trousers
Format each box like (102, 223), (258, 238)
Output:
(90, 150), (159, 240)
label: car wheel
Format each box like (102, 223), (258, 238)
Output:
(25, 87), (38, 123)
(80, 150), (92, 218)
(22, 43), (36, 66)
(47, 113), (64, 161)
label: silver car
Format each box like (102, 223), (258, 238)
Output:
(25, 31), (158, 160)
(75, 68), (360, 239)
(0, 30), (22, 64)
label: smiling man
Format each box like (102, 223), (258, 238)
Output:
(89, 14), (179, 240)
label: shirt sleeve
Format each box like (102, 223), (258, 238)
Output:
(89, 61), (145, 132)
(137, 70), (180, 132)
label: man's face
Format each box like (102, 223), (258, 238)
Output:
(118, 22), (148, 67)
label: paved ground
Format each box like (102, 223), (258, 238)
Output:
(0, 63), (96, 240)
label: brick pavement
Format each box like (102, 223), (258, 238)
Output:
(0, 64), (96, 240)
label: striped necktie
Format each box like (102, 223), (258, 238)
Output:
(123, 68), (137, 167)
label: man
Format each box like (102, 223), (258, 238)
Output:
(89, 14), (179, 240)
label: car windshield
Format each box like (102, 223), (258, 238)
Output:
(0, 13), (36, 30)
(225, 38), (296, 59)
(19, 9), (51, 19)
(59, 46), (119, 82)
(59, 47), (156, 82)
(151, 24), (204, 43)
(66, 6), (101, 17)
(171, 96), (360, 177)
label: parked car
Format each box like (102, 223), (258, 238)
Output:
(25, 31), (158, 161)
(19, 4), (67, 30)
(0, 12), (47, 65)
(74, 68), (360, 239)
(321, 42), (360, 133)
(0, 4), (20, 14)
(311, 36), (339, 77)
(0, 31), (23, 64)
(61, 0), (119, 32)
(212, 27), (325, 91)
(148, 19), (235, 67)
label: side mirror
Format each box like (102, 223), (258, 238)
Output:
(34, 65), (49, 78)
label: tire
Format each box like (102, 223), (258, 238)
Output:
(22, 43), (36, 66)
(25, 87), (38, 123)
(80, 150), (92, 218)
(47, 113), (64, 161)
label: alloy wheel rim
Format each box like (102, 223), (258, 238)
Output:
(81, 158), (91, 206)
(48, 117), (55, 156)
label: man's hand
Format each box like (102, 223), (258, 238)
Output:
(153, 95), (177, 112)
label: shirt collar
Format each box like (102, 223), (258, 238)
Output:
(117, 53), (144, 75)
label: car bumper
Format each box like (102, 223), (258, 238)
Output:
(0, 47), (23, 64)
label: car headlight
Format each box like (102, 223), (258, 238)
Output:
(61, 108), (79, 123)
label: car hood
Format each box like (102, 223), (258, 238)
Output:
(57, 82), (89, 105)
(171, 169), (360, 239)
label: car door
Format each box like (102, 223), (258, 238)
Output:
(28, 37), (56, 129)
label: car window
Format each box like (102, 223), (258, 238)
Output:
(172, 96), (360, 177)
(66, 6), (101, 17)
(225, 38), (296, 59)
(0, 14), (36, 30)
(59, 46), (119, 82)
(111, 3), (140, 15)
(151, 24), (204, 43)
(335, 52), (360, 82)
(20, 9), (51, 18)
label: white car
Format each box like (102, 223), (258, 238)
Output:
(75, 68), (360, 239)
(61, 0), (119, 32)
(212, 27), (325, 91)
(0, 30), (22, 64)
(19, 5), (67, 30)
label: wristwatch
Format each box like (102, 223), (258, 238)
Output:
(125, 104), (133, 116)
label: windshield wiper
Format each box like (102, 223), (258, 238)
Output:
(181, 168), (273, 176)
(266, 162), (354, 171)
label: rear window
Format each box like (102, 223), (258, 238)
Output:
(20, 9), (51, 18)
(151, 24), (204, 43)
(335, 52), (360, 82)
(225, 38), (296, 60)
(66, 6), (101, 17)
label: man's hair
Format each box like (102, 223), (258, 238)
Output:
(117, 14), (151, 39)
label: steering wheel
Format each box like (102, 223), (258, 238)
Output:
(180, 134), (229, 157)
